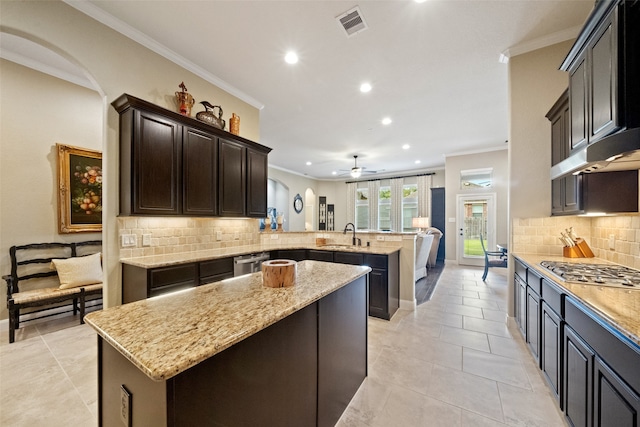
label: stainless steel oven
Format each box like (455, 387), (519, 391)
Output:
(233, 252), (270, 277)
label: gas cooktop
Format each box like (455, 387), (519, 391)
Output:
(540, 261), (640, 289)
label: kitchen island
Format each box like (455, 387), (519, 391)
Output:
(85, 260), (370, 427)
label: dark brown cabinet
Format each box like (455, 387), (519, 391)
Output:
(122, 257), (234, 303)
(218, 138), (246, 216)
(364, 253), (399, 320)
(526, 286), (540, 363)
(569, 58), (588, 151)
(246, 148), (268, 217)
(124, 109), (181, 215)
(183, 127), (218, 216)
(516, 257), (640, 427)
(307, 250), (334, 262)
(514, 260), (527, 337)
(564, 324), (594, 427)
(199, 257), (234, 284)
(541, 278), (564, 407)
(548, 91), (582, 216)
(112, 94), (271, 218)
(561, 0), (640, 148)
(594, 357), (640, 427)
(269, 249), (400, 320)
(218, 139), (268, 218)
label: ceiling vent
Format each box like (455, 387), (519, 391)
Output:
(336, 6), (368, 38)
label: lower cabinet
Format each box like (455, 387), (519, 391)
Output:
(515, 257), (640, 427)
(272, 249), (400, 320)
(364, 253), (399, 320)
(307, 250), (334, 262)
(272, 249), (307, 261)
(542, 301), (562, 405)
(515, 273), (527, 337)
(594, 357), (640, 427)
(122, 258), (233, 303)
(526, 286), (540, 363)
(564, 324), (594, 427)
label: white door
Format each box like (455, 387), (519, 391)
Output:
(456, 193), (497, 266)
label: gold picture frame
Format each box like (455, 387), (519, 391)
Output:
(57, 143), (102, 233)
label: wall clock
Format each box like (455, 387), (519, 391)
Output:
(293, 194), (303, 214)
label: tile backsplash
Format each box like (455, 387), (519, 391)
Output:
(117, 217), (260, 258)
(117, 217), (407, 259)
(513, 215), (640, 269)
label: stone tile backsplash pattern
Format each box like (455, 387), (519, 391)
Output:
(513, 215), (640, 270)
(118, 217), (261, 258)
(118, 217), (405, 259)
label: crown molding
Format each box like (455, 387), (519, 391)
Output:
(499, 25), (581, 63)
(65, 0), (264, 110)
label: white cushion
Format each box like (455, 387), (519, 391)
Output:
(51, 252), (103, 289)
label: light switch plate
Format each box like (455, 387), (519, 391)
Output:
(609, 234), (615, 250)
(121, 234), (137, 247)
(142, 234), (151, 246)
(216, 231), (223, 241)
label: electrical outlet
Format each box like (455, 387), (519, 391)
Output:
(609, 234), (616, 250)
(142, 234), (151, 246)
(121, 234), (137, 247)
(216, 231), (223, 241)
(120, 385), (131, 427)
(234, 231), (240, 240)
(270, 234), (279, 239)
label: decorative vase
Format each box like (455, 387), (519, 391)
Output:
(230, 113), (240, 135)
(264, 216), (272, 232)
(175, 82), (195, 117)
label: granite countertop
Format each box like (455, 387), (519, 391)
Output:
(513, 253), (640, 347)
(121, 243), (400, 269)
(85, 260), (371, 381)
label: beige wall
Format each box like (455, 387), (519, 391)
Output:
(509, 41), (573, 221)
(507, 40), (575, 316)
(267, 167), (320, 232)
(0, 60), (104, 320)
(0, 0), (260, 314)
(444, 149), (509, 261)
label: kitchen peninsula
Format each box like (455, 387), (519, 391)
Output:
(86, 260), (369, 426)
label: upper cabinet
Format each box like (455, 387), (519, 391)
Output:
(547, 91), (582, 216)
(561, 0), (640, 150)
(112, 94), (271, 218)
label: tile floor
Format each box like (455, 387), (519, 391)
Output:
(0, 264), (567, 426)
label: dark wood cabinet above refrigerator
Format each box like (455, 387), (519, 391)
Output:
(112, 94), (271, 218)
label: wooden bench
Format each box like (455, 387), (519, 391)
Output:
(3, 241), (103, 343)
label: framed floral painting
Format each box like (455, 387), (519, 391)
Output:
(57, 143), (102, 233)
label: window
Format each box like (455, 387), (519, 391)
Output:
(402, 184), (418, 231)
(355, 188), (369, 230)
(378, 186), (391, 231)
(460, 168), (493, 189)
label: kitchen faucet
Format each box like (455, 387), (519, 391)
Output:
(343, 222), (361, 246)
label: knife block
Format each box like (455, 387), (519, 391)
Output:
(563, 238), (595, 258)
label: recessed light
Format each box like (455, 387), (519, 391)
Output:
(381, 117), (392, 125)
(306, 161), (312, 166)
(414, 0), (428, 3)
(332, 171), (337, 175)
(415, 160), (421, 164)
(402, 144), (410, 150)
(285, 51), (298, 64)
(360, 83), (372, 93)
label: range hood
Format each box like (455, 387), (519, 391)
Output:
(550, 127), (640, 179)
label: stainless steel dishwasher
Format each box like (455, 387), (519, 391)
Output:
(233, 252), (270, 277)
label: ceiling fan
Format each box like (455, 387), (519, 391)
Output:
(339, 155), (383, 178)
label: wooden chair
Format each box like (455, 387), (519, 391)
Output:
(479, 234), (507, 281)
